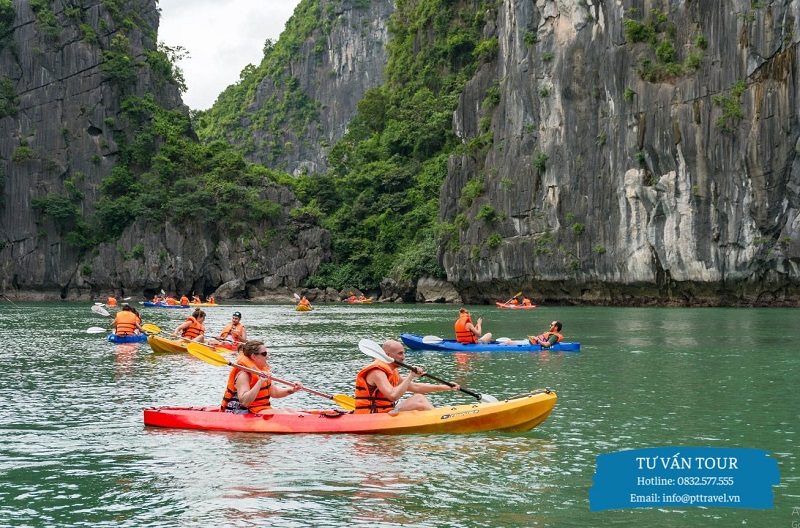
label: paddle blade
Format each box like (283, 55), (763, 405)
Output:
(91, 305), (110, 317)
(186, 342), (231, 367)
(358, 338), (393, 363)
(495, 337), (513, 343)
(422, 335), (444, 344)
(142, 323), (161, 334)
(293, 293), (301, 300)
(332, 394), (355, 410)
(87, 327), (108, 334)
(480, 394), (499, 403)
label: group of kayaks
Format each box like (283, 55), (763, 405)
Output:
(142, 302), (220, 308)
(91, 298), (569, 436)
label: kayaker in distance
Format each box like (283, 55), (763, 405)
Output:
(529, 321), (563, 348)
(354, 340), (459, 414)
(221, 340), (303, 414)
(106, 296), (118, 307)
(209, 311), (247, 346)
(179, 295), (189, 306)
(297, 296), (312, 310)
(110, 304), (143, 336)
(172, 308), (206, 342)
(454, 308), (493, 344)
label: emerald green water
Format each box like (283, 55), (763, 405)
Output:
(0, 302), (796, 527)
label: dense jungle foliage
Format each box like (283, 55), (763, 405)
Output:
(32, 0), (496, 292)
(194, 0), (497, 290)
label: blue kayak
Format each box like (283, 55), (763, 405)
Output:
(142, 302), (190, 308)
(108, 333), (148, 343)
(400, 333), (580, 353)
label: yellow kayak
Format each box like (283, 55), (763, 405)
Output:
(296, 304), (312, 311)
(147, 335), (188, 353)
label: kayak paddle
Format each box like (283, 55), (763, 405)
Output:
(91, 304), (110, 317)
(87, 326), (110, 334)
(422, 335), (511, 345)
(357, 338), (498, 403)
(502, 292), (522, 304)
(186, 343), (355, 410)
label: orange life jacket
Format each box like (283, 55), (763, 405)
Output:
(220, 354), (272, 413)
(532, 331), (563, 344)
(107, 297), (117, 306)
(510, 298), (519, 305)
(114, 310), (139, 336)
(180, 316), (205, 339)
(454, 314), (477, 344)
(354, 361), (401, 414)
(521, 298), (531, 306)
(220, 322), (246, 342)
(207, 296), (215, 304)
(180, 296), (189, 306)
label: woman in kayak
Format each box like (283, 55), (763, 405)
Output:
(454, 308), (492, 344)
(221, 340), (303, 414)
(354, 340), (458, 414)
(110, 304), (143, 336)
(171, 308), (206, 342)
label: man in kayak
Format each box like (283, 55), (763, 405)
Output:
(454, 308), (493, 344)
(354, 340), (458, 414)
(209, 311), (247, 346)
(529, 321), (563, 348)
(221, 340), (303, 414)
(110, 304), (143, 336)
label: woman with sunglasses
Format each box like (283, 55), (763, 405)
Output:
(220, 340), (303, 414)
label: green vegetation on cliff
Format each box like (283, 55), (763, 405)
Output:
(197, 0), (495, 290)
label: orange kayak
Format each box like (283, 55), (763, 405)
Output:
(143, 389), (556, 434)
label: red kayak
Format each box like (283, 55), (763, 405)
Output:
(495, 302), (538, 309)
(143, 390), (556, 435)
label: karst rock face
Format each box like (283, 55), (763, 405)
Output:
(0, 0), (330, 300)
(3, 0), (800, 305)
(440, 0), (800, 305)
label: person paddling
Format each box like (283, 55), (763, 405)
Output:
(209, 311), (247, 346)
(221, 340), (303, 415)
(172, 308), (206, 342)
(110, 304), (143, 336)
(353, 340), (458, 414)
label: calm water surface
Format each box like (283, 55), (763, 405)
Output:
(0, 302), (796, 527)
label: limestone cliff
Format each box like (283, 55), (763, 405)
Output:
(442, 0), (800, 305)
(0, 0), (329, 300)
(201, 0), (392, 176)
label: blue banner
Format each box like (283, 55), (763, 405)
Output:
(589, 447), (779, 512)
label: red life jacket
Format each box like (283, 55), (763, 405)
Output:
(354, 361), (401, 414)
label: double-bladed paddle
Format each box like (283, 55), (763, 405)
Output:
(185, 343), (355, 410)
(422, 335), (512, 345)
(357, 338), (498, 403)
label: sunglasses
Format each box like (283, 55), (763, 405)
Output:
(253, 350), (268, 357)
